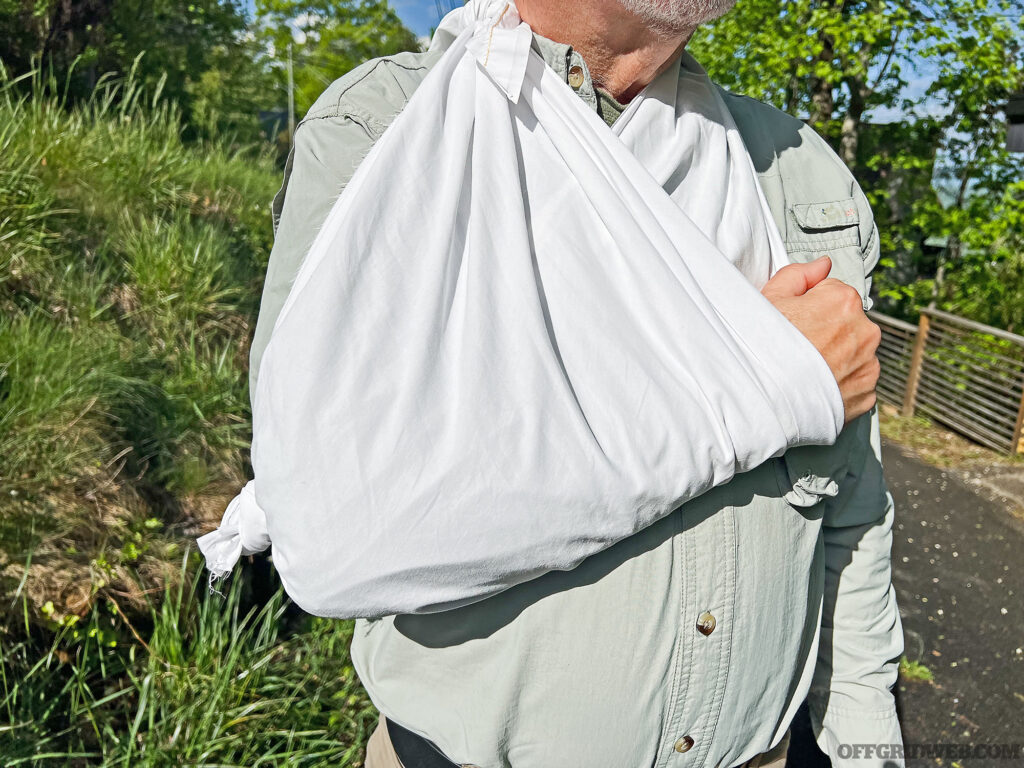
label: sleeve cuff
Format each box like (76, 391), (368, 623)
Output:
(808, 698), (905, 768)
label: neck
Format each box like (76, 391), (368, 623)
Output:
(515, 0), (693, 103)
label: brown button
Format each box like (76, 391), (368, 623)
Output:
(696, 610), (717, 636)
(567, 65), (585, 89)
(674, 736), (695, 753)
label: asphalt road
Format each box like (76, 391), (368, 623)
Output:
(789, 440), (1024, 767)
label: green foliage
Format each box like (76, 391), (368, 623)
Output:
(91, 0), (250, 110)
(0, 1), (263, 136)
(0, 0), (50, 74)
(690, 0), (914, 134)
(0, 71), (376, 762)
(256, 0), (421, 115)
(693, 0), (1024, 329)
(899, 655), (935, 683)
(185, 36), (277, 143)
(0, 0), (420, 143)
(0, 3), (423, 755)
(0, 566), (376, 764)
(0, 67), (277, 628)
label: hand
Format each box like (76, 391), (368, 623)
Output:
(761, 256), (881, 425)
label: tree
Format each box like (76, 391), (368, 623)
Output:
(913, 1), (1024, 327)
(691, 0), (1024, 328)
(689, 0), (920, 171)
(0, 1), (250, 99)
(0, 0), (68, 75)
(0, 0), (282, 143)
(185, 35), (278, 143)
(255, 0), (420, 117)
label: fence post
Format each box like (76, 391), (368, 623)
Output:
(1014, 385), (1024, 455)
(902, 311), (930, 418)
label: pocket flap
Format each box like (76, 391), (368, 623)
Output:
(791, 197), (860, 231)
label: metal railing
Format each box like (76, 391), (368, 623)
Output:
(870, 308), (1024, 455)
(870, 311), (918, 409)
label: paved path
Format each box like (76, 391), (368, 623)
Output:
(789, 440), (1024, 767)
(886, 441), (1024, 765)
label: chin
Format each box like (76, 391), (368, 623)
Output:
(619, 0), (737, 33)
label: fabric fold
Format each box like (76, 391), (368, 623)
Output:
(196, 480), (270, 579)
(196, 0), (844, 618)
(463, 2), (533, 103)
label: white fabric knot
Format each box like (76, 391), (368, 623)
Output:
(784, 473), (840, 508)
(196, 480), (271, 579)
(431, 0), (532, 103)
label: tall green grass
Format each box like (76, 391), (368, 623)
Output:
(0, 68), (376, 763)
(0, 65), (274, 620)
(1, 560), (375, 765)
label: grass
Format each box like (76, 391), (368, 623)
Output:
(878, 404), (1024, 471)
(0, 66), (273, 624)
(0, 68), (378, 763)
(899, 656), (935, 684)
(0, 558), (376, 766)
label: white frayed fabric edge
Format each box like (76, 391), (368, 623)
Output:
(196, 480), (271, 587)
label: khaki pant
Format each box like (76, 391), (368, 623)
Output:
(364, 719), (789, 768)
(364, 720), (406, 768)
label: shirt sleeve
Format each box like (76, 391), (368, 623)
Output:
(807, 407), (905, 767)
(249, 114), (381, 399)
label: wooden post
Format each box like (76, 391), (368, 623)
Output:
(902, 311), (930, 418)
(1013, 382), (1024, 455)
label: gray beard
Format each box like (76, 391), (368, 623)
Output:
(617, 0), (736, 34)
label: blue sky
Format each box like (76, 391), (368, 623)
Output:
(241, 0), (446, 37)
(391, 0), (449, 36)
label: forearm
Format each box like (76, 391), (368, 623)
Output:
(809, 410), (905, 766)
(229, 100), (860, 620)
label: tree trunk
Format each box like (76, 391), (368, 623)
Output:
(840, 77), (866, 170)
(809, 28), (835, 125)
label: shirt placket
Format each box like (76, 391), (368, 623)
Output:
(564, 49), (599, 112)
(656, 507), (738, 768)
(532, 32), (741, 765)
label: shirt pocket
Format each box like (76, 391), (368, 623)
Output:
(787, 196), (862, 251)
(784, 196), (870, 306)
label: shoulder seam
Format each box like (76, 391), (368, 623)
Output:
(301, 56), (429, 129)
(298, 107), (388, 139)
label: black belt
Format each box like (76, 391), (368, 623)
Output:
(386, 717), (460, 767)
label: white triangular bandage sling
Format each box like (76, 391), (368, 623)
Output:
(197, 0), (843, 619)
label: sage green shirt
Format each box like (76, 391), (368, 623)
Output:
(251, 31), (904, 768)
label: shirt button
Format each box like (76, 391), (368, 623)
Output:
(674, 735), (695, 753)
(696, 611), (717, 636)
(567, 64), (585, 88)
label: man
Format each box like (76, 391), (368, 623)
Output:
(250, 0), (903, 766)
